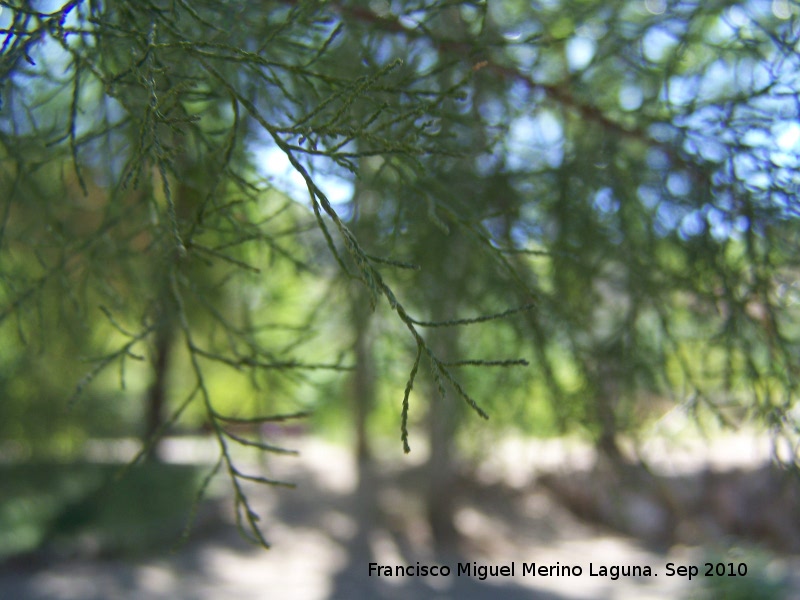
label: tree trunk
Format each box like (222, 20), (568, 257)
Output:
(351, 298), (375, 464)
(425, 308), (462, 552)
(143, 315), (173, 461)
(426, 387), (461, 551)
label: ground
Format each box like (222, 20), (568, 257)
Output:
(1, 433), (798, 599)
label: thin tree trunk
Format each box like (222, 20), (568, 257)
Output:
(144, 324), (172, 461)
(352, 303), (375, 464)
(426, 387), (460, 551)
(425, 303), (462, 552)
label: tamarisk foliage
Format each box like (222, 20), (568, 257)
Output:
(0, 0), (529, 547)
(1, 0), (799, 548)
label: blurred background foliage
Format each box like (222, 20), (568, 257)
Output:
(0, 0), (799, 554)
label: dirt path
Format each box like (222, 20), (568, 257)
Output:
(2, 436), (798, 599)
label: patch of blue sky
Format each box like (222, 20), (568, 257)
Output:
(254, 142), (355, 217)
(506, 44), (538, 73)
(646, 147), (671, 171)
(619, 83), (644, 112)
(667, 172), (691, 197)
(506, 110), (564, 171)
(0, 18), (98, 138)
(775, 121), (800, 155)
(662, 57), (798, 229)
(593, 187), (619, 215)
(655, 201), (684, 236)
(566, 36), (596, 72)
(638, 185), (661, 211)
(643, 25), (680, 64)
(661, 75), (700, 108)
